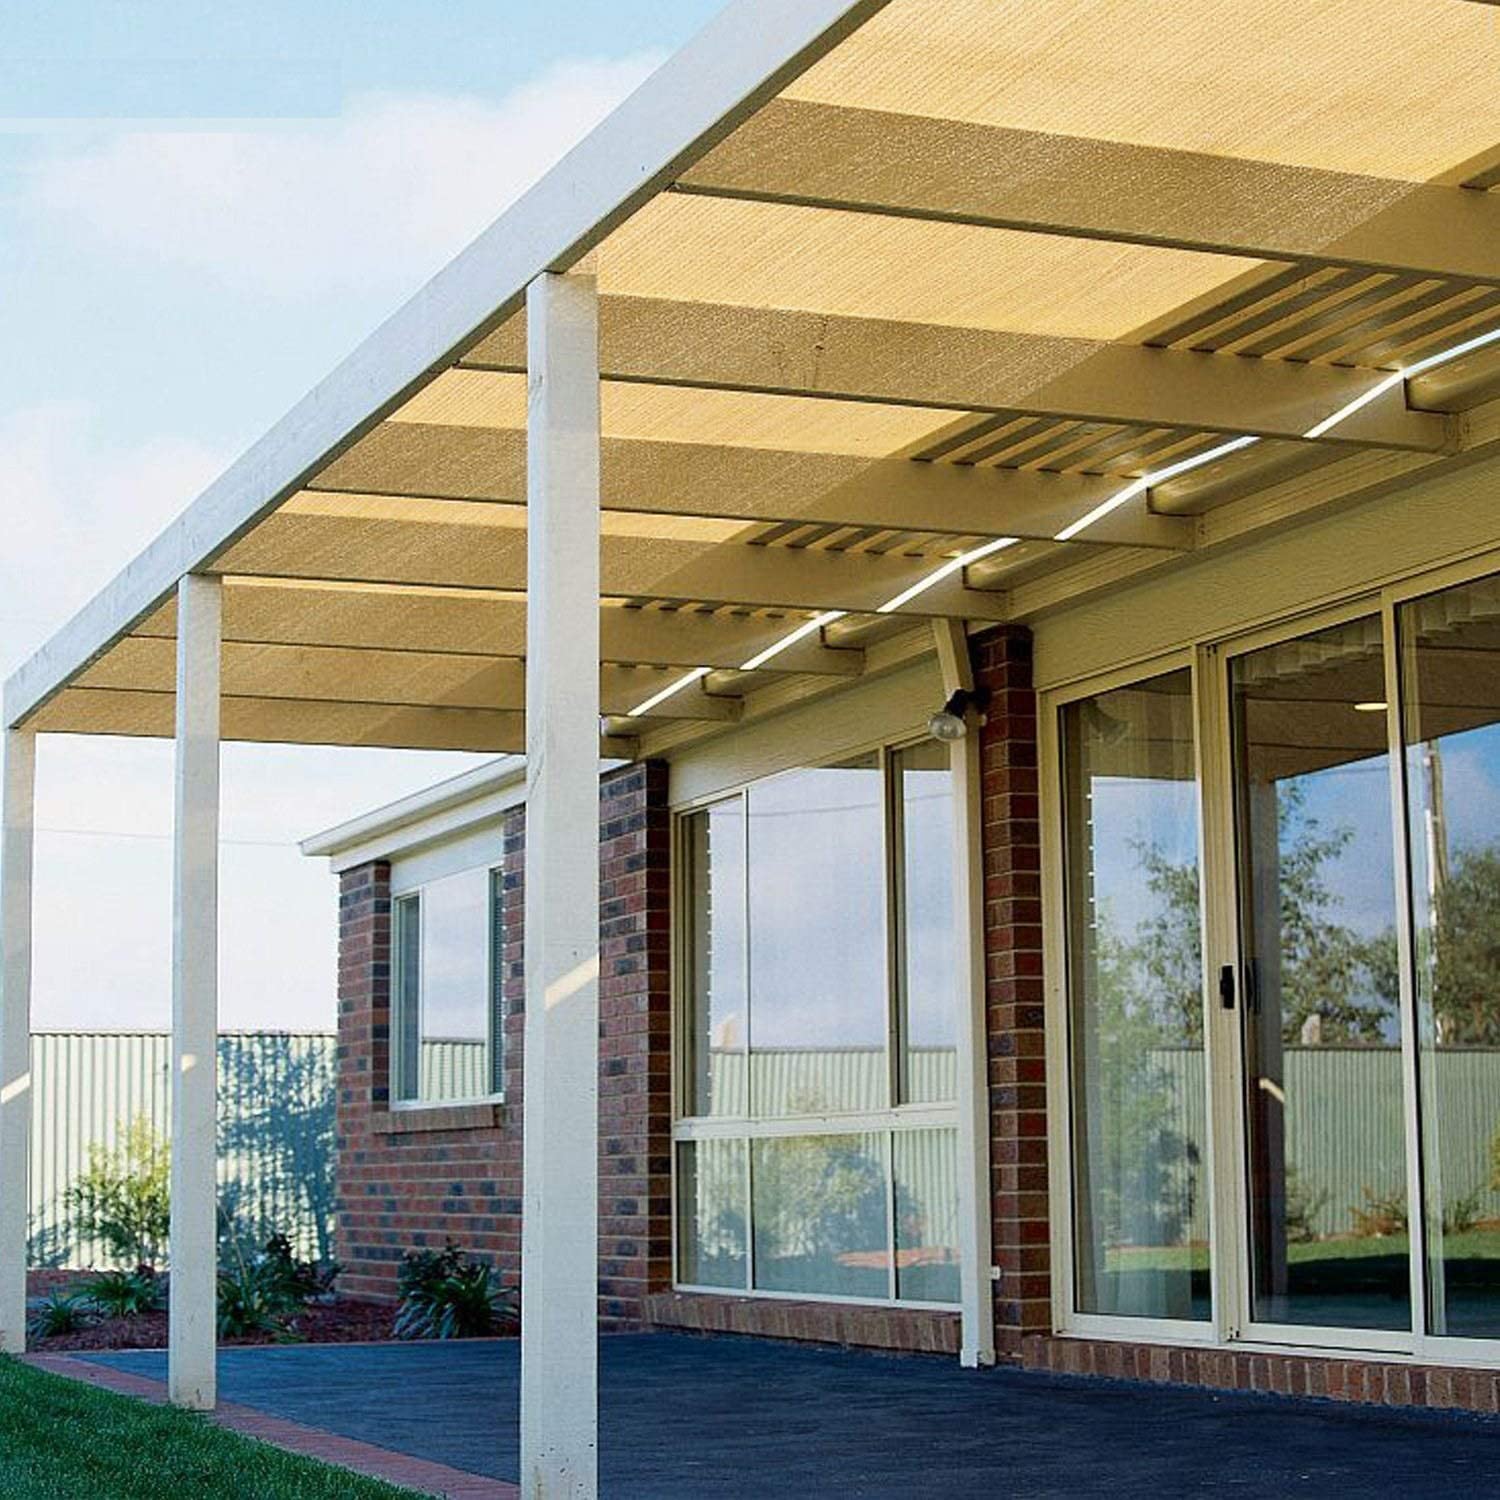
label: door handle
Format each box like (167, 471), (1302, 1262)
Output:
(1218, 964), (1236, 1010)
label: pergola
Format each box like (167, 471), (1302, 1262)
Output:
(4, 0), (1500, 1491)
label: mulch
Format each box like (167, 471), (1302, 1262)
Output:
(25, 1270), (403, 1351)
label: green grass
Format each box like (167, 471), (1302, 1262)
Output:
(1106, 1228), (1500, 1273)
(0, 1358), (429, 1500)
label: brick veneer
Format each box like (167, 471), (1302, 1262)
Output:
(334, 762), (672, 1327)
(971, 624), (1049, 1360)
(645, 1291), (960, 1355)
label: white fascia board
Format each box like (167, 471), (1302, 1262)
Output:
(2, 0), (891, 732)
(301, 754), (526, 866)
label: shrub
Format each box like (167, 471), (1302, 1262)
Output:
(65, 1117), (171, 1270)
(1351, 1184), (1407, 1238)
(84, 1267), (163, 1319)
(216, 1229), (338, 1339)
(1442, 1188), (1484, 1236)
(395, 1243), (517, 1340)
(28, 1289), (95, 1340)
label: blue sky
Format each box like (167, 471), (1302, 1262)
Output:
(1, 1), (724, 1029)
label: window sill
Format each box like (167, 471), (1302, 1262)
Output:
(371, 1100), (505, 1134)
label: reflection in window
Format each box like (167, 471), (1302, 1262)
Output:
(677, 1139), (747, 1289)
(748, 757), (886, 1116)
(392, 869), (500, 1104)
(752, 1134), (890, 1299)
(682, 800), (747, 1117)
(1401, 577), (1500, 1339)
(1062, 668), (1209, 1320)
(894, 742), (958, 1104)
(1232, 615), (1409, 1331)
(676, 746), (962, 1307)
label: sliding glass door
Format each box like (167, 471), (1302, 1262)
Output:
(1052, 564), (1500, 1359)
(1226, 614), (1412, 1335)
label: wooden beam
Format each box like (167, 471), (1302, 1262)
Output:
(138, 583), (866, 677)
(77, 638), (741, 722)
(28, 686), (639, 757)
(462, 298), (1447, 450)
(213, 509), (1012, 620)
(315, 424), (1191, 550)
(677, 100), (1500, 285)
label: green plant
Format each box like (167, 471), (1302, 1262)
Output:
(1351, 1184), (1408, 1238)
(1442, 1187), (1484, 1236)
(1283, 1166), (1329, 1245)
(65, 1116), (171, 1270)
(84, 1267), (163, 1318)
(261, 1231), (339, 1302)
(27, 1288), (96, 1340)
(395, 1243), (517, 1340)
(216, 1257), (302, 1340)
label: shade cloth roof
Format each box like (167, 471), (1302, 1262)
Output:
(9, 0), (1500, 756)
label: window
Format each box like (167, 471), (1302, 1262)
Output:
(675, 742), (961, 1308)
(1060, 668), (1209, 1322)
(391, 866), (505, 1105)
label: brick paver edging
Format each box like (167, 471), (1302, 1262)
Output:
(22, 1353), (520, 1500)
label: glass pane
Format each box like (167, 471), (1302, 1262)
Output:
(894, 1128), (960, 1304)
(416, 869), (491, 1103)
(682, 800), (747, 1118)
(1231, 616), (1410, 1331)
(677, 1140), (747, 1289)
(394, 895), (421, 1103)
(894, 742), (958, 1104)
(1400, 576), (1500, 1339)
(748, 759), (887, 1116)
(489, 869), (506, 1096)
(752, 1133), (890, 1298)
(1062, 668), (1209, 1320)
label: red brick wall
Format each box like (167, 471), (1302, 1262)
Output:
(972, 624), (1050, 1360)
(334, 762), (672, 1327)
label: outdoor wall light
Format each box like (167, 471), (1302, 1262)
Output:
(928, 687), (990, 741)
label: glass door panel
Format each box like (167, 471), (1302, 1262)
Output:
(1398, 576), (1500, 1340)
(1229, 615), (1412, 1332)
(1061, 667), (1210, 1321)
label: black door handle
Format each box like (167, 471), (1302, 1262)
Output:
(1219, 964), (1236, 1010)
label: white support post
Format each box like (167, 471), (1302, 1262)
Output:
(933, 620), (997, 1369)
(169, 573), (222, 1410)
(522, 268), (602, 1497)
(0, 729), (36, 1354)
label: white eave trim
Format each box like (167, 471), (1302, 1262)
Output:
(300, 754), (527, 869)
(1, 0), (891, 733)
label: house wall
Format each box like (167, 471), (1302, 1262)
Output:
(333, 761), (671, 1327)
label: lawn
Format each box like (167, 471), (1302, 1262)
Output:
(0, 1358), (428, 1500)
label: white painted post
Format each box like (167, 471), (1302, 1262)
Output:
(933, 621), (997, 1369)
(0, 729), (36, 1354)
(521, 268), (601, 1497)
(169, 573), (222, 1409)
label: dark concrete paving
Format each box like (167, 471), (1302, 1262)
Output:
(86, 1335), (1500, 1498)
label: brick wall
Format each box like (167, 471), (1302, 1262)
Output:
(972, 624), (1050, 1360)
(333, 762), (672, 1327)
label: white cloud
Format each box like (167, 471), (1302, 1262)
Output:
(0, 401), (225, 677)
(23, 54), (663, 298)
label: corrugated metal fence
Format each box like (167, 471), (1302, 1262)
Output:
(28, 1032), (337, 1269)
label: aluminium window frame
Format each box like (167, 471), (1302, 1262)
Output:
(670, 729), (964, 1312)
(388, 860), (508, 1111)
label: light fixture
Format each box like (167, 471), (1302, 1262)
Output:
(927, 687), (990, 741)
(1354, 700), (1388, 713)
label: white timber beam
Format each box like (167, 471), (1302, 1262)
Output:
(135, 584), (867, 679)
(0, 729), (36, 1354)
(75, 641), (743, 723)
(521, 269), (602, 1497)
(214, 511), (1013, 621)
(168, 573), (221, 1411)
(314, 425), (1191, 550)
(461, 298), (1448, 451)
(932, 621), (996, 1370)
(678, 100), (1500, 286)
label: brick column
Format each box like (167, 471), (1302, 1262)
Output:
(596, 760), (673, 1326)
(973, 625), (1050, 1358)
